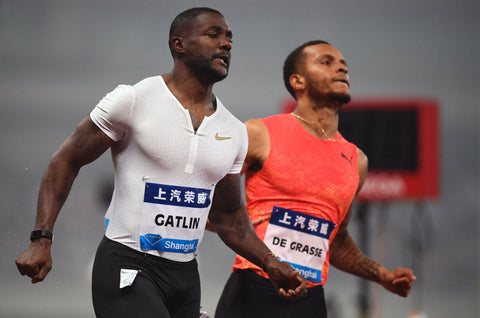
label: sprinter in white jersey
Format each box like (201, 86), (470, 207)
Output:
(15, 7), (307, 318)
(90, 75), (248, 262)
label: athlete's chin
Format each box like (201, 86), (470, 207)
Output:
(188, 59), (229, 83)
(211, 71), (228, 83)
(203, 64), (229, 82)
(213, 65), (229, 81)
(329, 92), (351, 105)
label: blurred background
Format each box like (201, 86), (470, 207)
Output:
(1, 0), (478, 317)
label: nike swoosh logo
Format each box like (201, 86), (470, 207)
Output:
(215, 133), (231, 140)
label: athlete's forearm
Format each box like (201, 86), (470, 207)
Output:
(209, 173), (273, 267)
(34, 155), (80, 231)
(329, 230), (386, 283)
(211, 207), (269, 267)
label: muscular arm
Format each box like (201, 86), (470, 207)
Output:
(209, 173), (306, 299)
(208, 173), (267, 265)
(35, 117), (115, 231)
(329, 149), (415, 297)
(329, 207), (384, 282)
(15, 117), (115, 283)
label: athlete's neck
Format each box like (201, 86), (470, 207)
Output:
(163, 73), (216, 114)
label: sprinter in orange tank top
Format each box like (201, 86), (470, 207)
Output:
(215, 40), (416, 318)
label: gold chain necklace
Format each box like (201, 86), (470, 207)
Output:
(290, 112), (336, 141)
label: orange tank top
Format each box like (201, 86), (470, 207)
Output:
(232, 113), (359, 286)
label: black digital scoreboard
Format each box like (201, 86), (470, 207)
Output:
(339, 107), (418, 171)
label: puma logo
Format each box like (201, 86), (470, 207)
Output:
(341, 153), (352, 165)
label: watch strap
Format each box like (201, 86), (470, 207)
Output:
(30, 230), (54, 242)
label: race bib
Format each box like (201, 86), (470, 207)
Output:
(140, 182), (212, 253)
(263, 206), (336, 283)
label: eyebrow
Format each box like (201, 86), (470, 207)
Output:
(206, 26), (233, 39)
(321, 54), (347, 67)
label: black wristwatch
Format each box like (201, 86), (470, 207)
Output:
(30, 230), (54, 242)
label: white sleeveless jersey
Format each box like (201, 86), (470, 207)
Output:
(90, 75), (248, 262)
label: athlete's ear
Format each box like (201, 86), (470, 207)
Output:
(171, 36), (186, 55)
(290, 74), (306, 92)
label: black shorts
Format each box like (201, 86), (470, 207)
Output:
(92, 236), (201, 318)
(215, 269), (327, 318)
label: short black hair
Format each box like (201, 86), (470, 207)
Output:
(283, 40), (330, 99)
(168, 7), (224, 57)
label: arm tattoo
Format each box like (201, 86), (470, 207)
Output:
(210, 174), (250, 241)
(233, 213), (248, 241)
(330, 229), (382, 282)
(72, 121), (111, 163)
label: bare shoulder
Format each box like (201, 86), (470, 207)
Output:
(245, 118), (270, 149)
(245, 118), (267, 136)
(243, 118), (270, 173)
(356, 147), (368, 192)
(357, 147), (368, 170)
